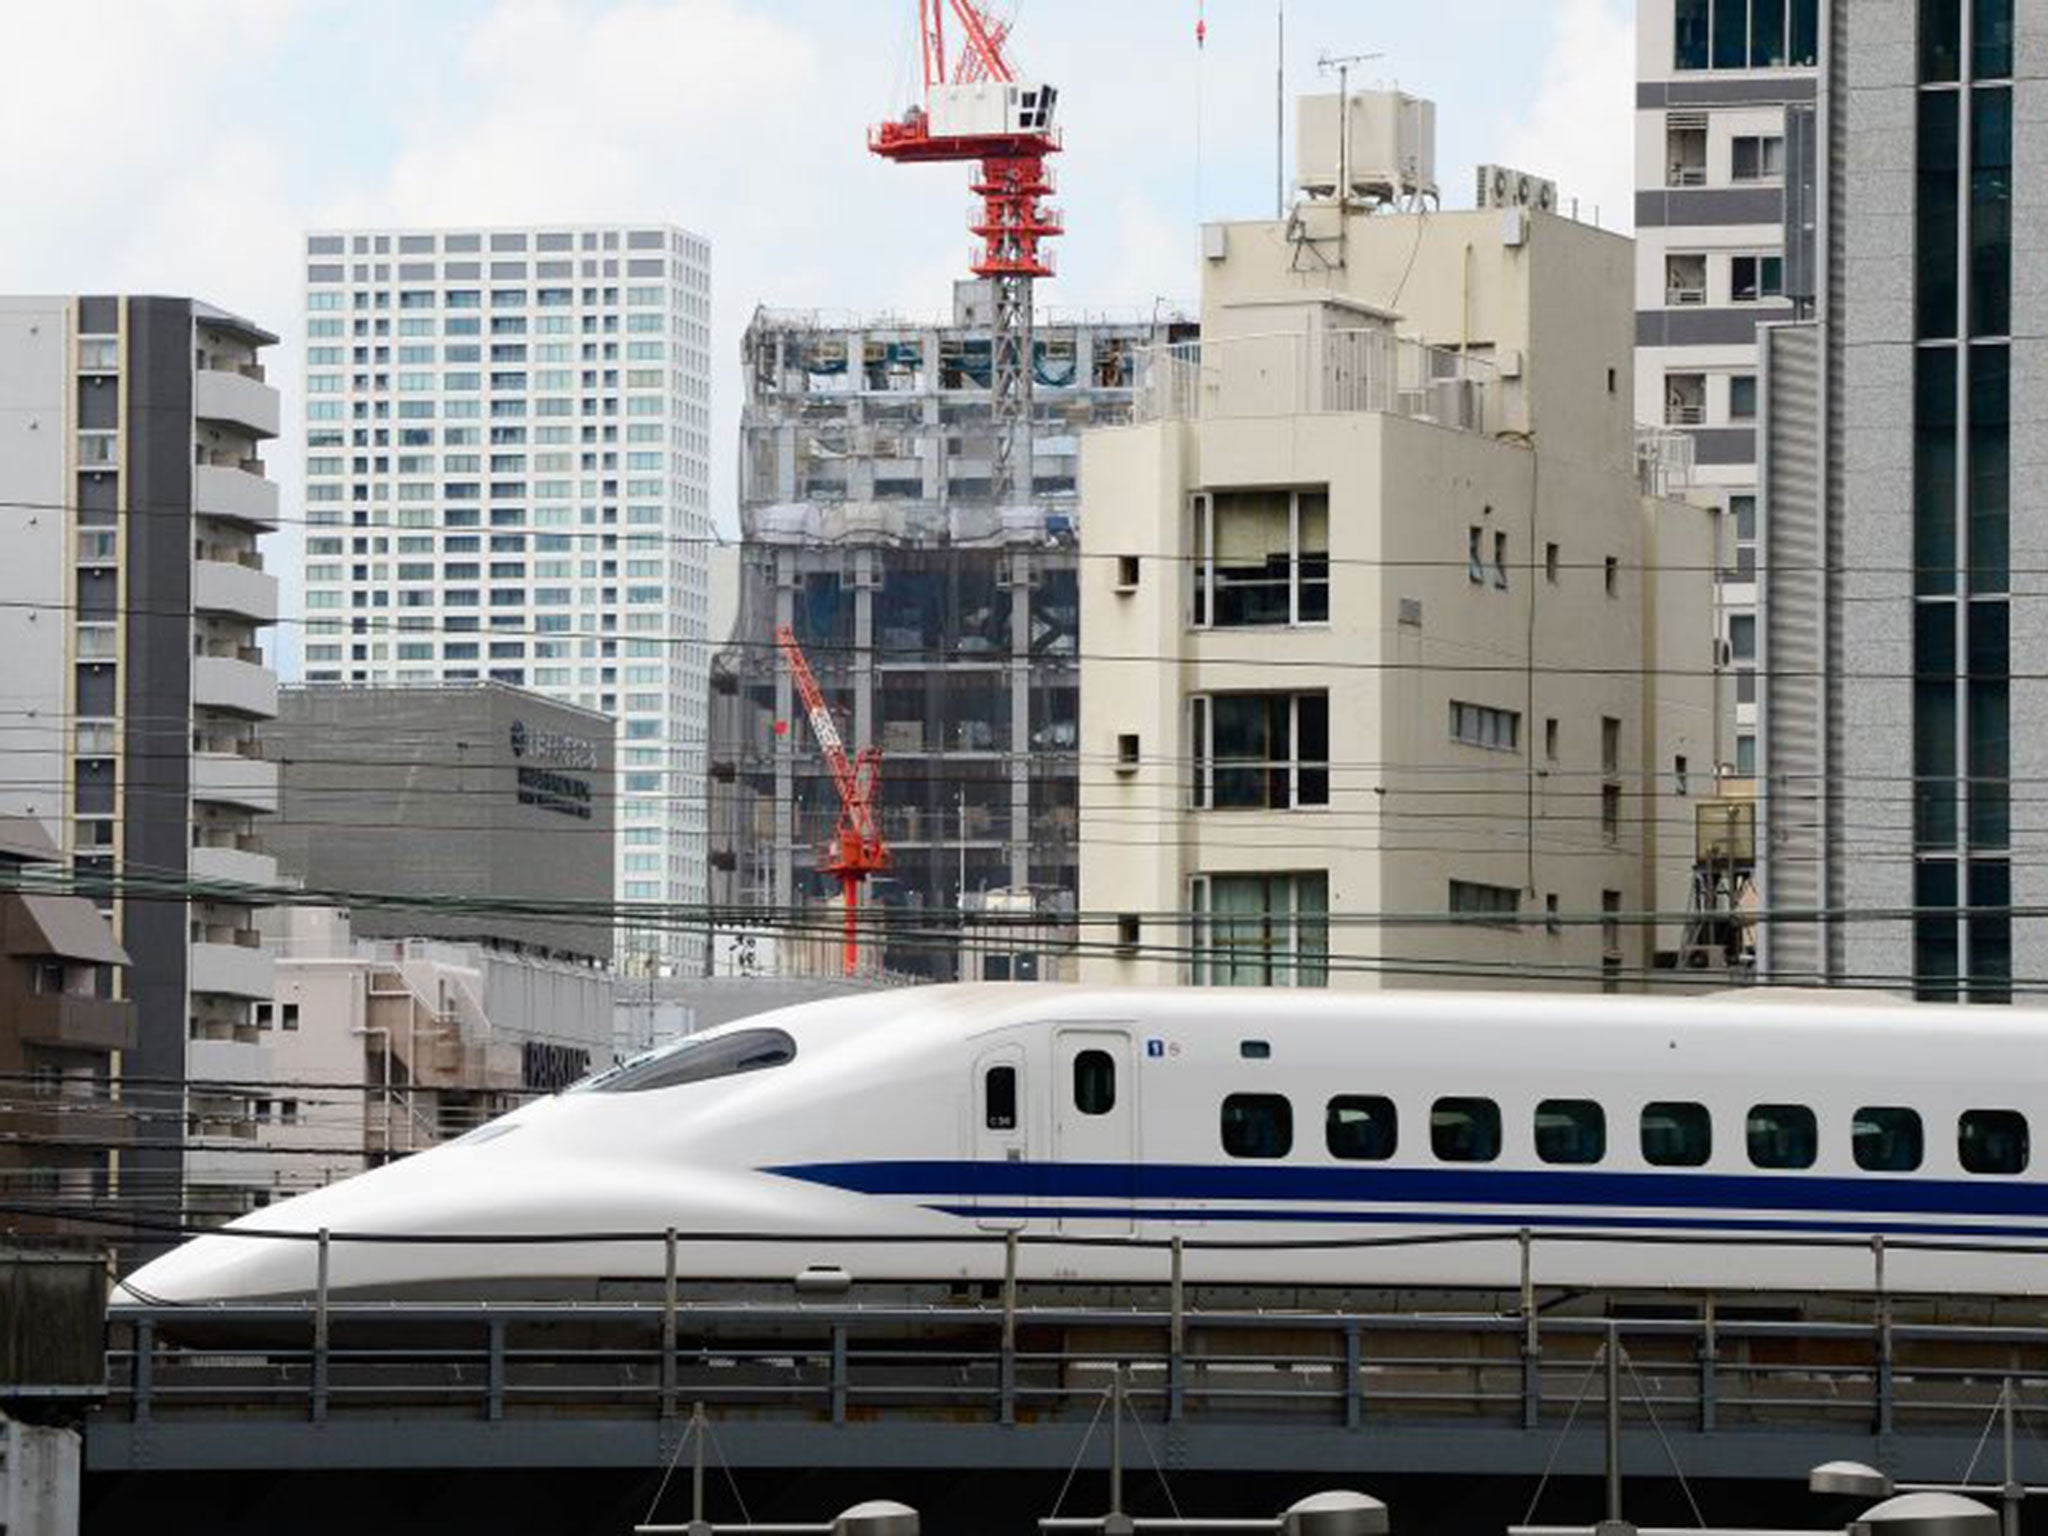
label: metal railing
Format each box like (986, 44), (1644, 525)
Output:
(1136, 331), (1494, 435)
(100, 1228), (2048, 1440)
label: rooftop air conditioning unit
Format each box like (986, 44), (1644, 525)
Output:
(1475, 163), (1559, 214)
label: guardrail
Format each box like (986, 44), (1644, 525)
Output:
(104, 1299), (2048, 1436)
(103, 1227), (2048, 1439)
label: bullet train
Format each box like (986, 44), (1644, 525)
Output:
(115, 984), (2048, 1308)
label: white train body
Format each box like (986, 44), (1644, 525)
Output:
(118, 985), (2048, 1305)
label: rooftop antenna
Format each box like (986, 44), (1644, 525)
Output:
(1316, 50), (1383, 268)
(1275, 2), (1286, 218)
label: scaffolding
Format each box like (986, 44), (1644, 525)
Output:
(710, 285), (1192, 980)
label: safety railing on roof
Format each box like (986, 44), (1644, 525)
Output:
(1135, 330), (1495, 435)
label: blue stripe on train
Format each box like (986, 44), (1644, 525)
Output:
(923, 1203), (2048, 1241)
(766, 1159), (2048, 1221)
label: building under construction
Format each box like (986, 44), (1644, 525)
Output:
(710, 285), (1190, 979)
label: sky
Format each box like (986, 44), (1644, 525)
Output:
(0, 0), (1634, 677)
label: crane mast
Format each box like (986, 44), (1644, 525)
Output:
(870, 0), (1062, 507)
(776, 624), (888, 976)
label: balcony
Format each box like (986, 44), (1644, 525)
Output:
(189, 841), (278, 891)
(189, 937), (275, 1001)
(193, 365), (280, 439)
(194, 461), (280, 531)
(193, 652), (278, 719)
(192, 558), (278, 625)
(191, 752), (279, 814)
(15, 992), (136, 1052)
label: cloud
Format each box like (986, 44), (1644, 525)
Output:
(1500, 0), (1637, 232)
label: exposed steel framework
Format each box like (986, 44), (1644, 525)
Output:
(869, 0), (1062, 507)
(776, 624), (888, 976)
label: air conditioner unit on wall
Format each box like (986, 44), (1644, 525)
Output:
(1475, 163), (1559, 214)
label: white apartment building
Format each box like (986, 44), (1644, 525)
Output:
(0, 295), (284, 1223)
(299, 225), (712, 974)
(237, 906), (615, 1207)
(1635, 0), (1822, 781)
(1078, 194), (1727, 991)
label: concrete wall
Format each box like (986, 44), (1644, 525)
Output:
(0, 301), (69, 841)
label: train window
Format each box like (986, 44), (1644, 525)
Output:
(1641, 1102), (1711, 1166)
(986, 1065), (1018, 1131)
(1221, 1094), (1294, 1159)
(1747, 1103), (1818, 1169)
(1852, 1106), (1923, 1172)
(577, 1027), (796, 1094)
(1241, 1040), (1272, 1060)
(1327, 1096), (1398, 1161)
(1960, 1109), (2029, 1175)
(1073, 1050), (1116, 1116)
(1535, 1099), (1606, 1165)
(1431, 1097), (1501, 1163)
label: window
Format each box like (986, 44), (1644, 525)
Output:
(1192, 488), (1329, 627)
(581, 1028), (796, 1094)
(1545, 543), (1560, 583)
(1535, 1100), (1606, 1165)
(985, 1065), (1017, 1131)
(1116, 555), (1140, 590)
(1449, 879), (1520, 924)
(1326, 1096), (1398, 1161)
(1431, 1098), (1502, 1163)
(1545, 718), (1559, 761)
(1729, 375), (1758, 421)
(1190, 692), (1330, 809)
(1730, 255), (1784, 303)
(1747, 1103), (1817, 1169)
(1852, 1107), (1923, 1172)
(1468, 525), (1485, 584)
(1959, 1109), (2028, 1174)
(1450, 701), (1520, 752)
(1604, 556), (1620, 596)
(1642, 1102), (1711, 1166)
(1074, 1050), (1116, 1115)
(1221, 1094), (1294, 1159)
(1493, 530), (1509, 589)
(1731, 135), (1785, 182)
(1191, 872), (1328, 987)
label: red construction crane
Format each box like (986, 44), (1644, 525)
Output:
(776, 624), (889, 977)
(870, 0), (1062, 507)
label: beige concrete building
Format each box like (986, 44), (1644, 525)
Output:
(1078, 197), (1729, 991)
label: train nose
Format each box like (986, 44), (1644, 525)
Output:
(112, 1226), (319, 1307)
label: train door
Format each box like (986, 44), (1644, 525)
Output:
(1052, 1029), (1135, 1237)
(971, 1044), (1028, 1231)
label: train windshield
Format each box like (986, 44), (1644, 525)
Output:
(571, 1027), (798, 1095)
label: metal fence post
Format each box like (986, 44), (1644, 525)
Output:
(662, 1227), (678, 1422)
(831, 1322), (848, 1426)
(1000, 1230), (1018, 1426)
(133, 1318), (154, 1425)
(312, 1227), (330, 1423)
(1345, 1321), (1363, 1431)
(1873, 1235), (1894, 1437)
(1699, 1295), (1717, 1433)
(1521, 1229), (1541, 1430)
(1168, 1236), (1185, 1425)
(486, 1317), (506, 1422)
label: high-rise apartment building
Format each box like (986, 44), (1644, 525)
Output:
(0, 294), (283, 1223)
(1760, 0), (2031, 1001)
(1636, 0), (1823, 786)
(299, 225), (712, 975)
